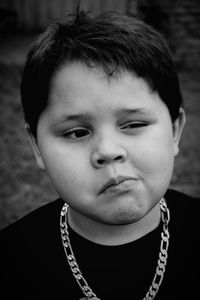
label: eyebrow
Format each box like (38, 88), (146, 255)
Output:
(116, 108), (154, 116)
(51, 113), (94, 128)
(51, 108), (154, 127)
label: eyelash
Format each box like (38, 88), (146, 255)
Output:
(120, 122), (148, 130)
(62, 122), (148, 140)
(62, 128), (90, 140)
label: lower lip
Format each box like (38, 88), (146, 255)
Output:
(103, 179), (135, 195)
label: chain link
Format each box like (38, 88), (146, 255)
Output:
(60, 198), (170, 300)
(60, 207), (100, 299)
(143, 198), (170, 300)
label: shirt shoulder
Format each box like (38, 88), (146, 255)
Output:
(0, 198), (64, 264)
(164, 188), (200, 240)
(0, 198), (63, 236)
(0, 198), (79, 298)
(165, 188), (200, 201)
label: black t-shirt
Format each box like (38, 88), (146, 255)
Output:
(0, 189), (199, 299)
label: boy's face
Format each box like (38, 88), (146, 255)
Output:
(33, 62), (184, 226)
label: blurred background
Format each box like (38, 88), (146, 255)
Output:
(0, 0), (200, 230)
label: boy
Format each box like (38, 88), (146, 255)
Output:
(0, 10), (199, 300)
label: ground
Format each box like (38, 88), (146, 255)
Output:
(0, 34), (199, 230)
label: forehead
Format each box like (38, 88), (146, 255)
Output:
(48, 62), (166, 117)
(51, 62), (149, 93)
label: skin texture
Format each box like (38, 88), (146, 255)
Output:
(29, 62), (185, 245)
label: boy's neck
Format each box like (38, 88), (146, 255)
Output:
(68, 204), (161, 246)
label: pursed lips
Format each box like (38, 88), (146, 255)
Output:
(98, 176), (136, 195)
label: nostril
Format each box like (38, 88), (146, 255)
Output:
(92, 152), (127, 168)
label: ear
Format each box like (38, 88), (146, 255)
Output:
(172, 108), (186, 156)
(25, 124), (46, 170)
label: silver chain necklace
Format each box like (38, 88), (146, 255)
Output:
(60, 198), (170, 300)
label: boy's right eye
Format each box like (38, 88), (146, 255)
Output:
(62, 128), (90, 140)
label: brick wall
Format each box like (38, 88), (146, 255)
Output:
(135, 0), (200, 71)
(169, 0), (200, 71)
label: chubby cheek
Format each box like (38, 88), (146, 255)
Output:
(132, 135), (175, 190)
(41, 147), (93, 200)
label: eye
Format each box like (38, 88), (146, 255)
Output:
(123, 122), (147, 128)
(63, 128), (90, 140)
(120, 122), (148, 132)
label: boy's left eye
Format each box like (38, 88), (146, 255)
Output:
(120, 122), (148, 131)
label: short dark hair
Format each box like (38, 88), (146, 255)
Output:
(21, 10), (183, 138)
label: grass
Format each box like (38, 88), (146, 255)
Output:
(0, 64), (199, 230)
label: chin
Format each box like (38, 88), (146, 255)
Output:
(115, 214), (143, 225)
(98, 216), (142, 226)
(110, 219), (140, 226)
(97, 209), (144, 226)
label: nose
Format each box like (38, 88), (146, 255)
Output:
(91, 135), (127, 169)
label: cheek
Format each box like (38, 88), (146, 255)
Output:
(40, 145), (92, 194)
(130, 133), (175, 177)
(48, 152), (82, 177)
(127, 133), (175, 207)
